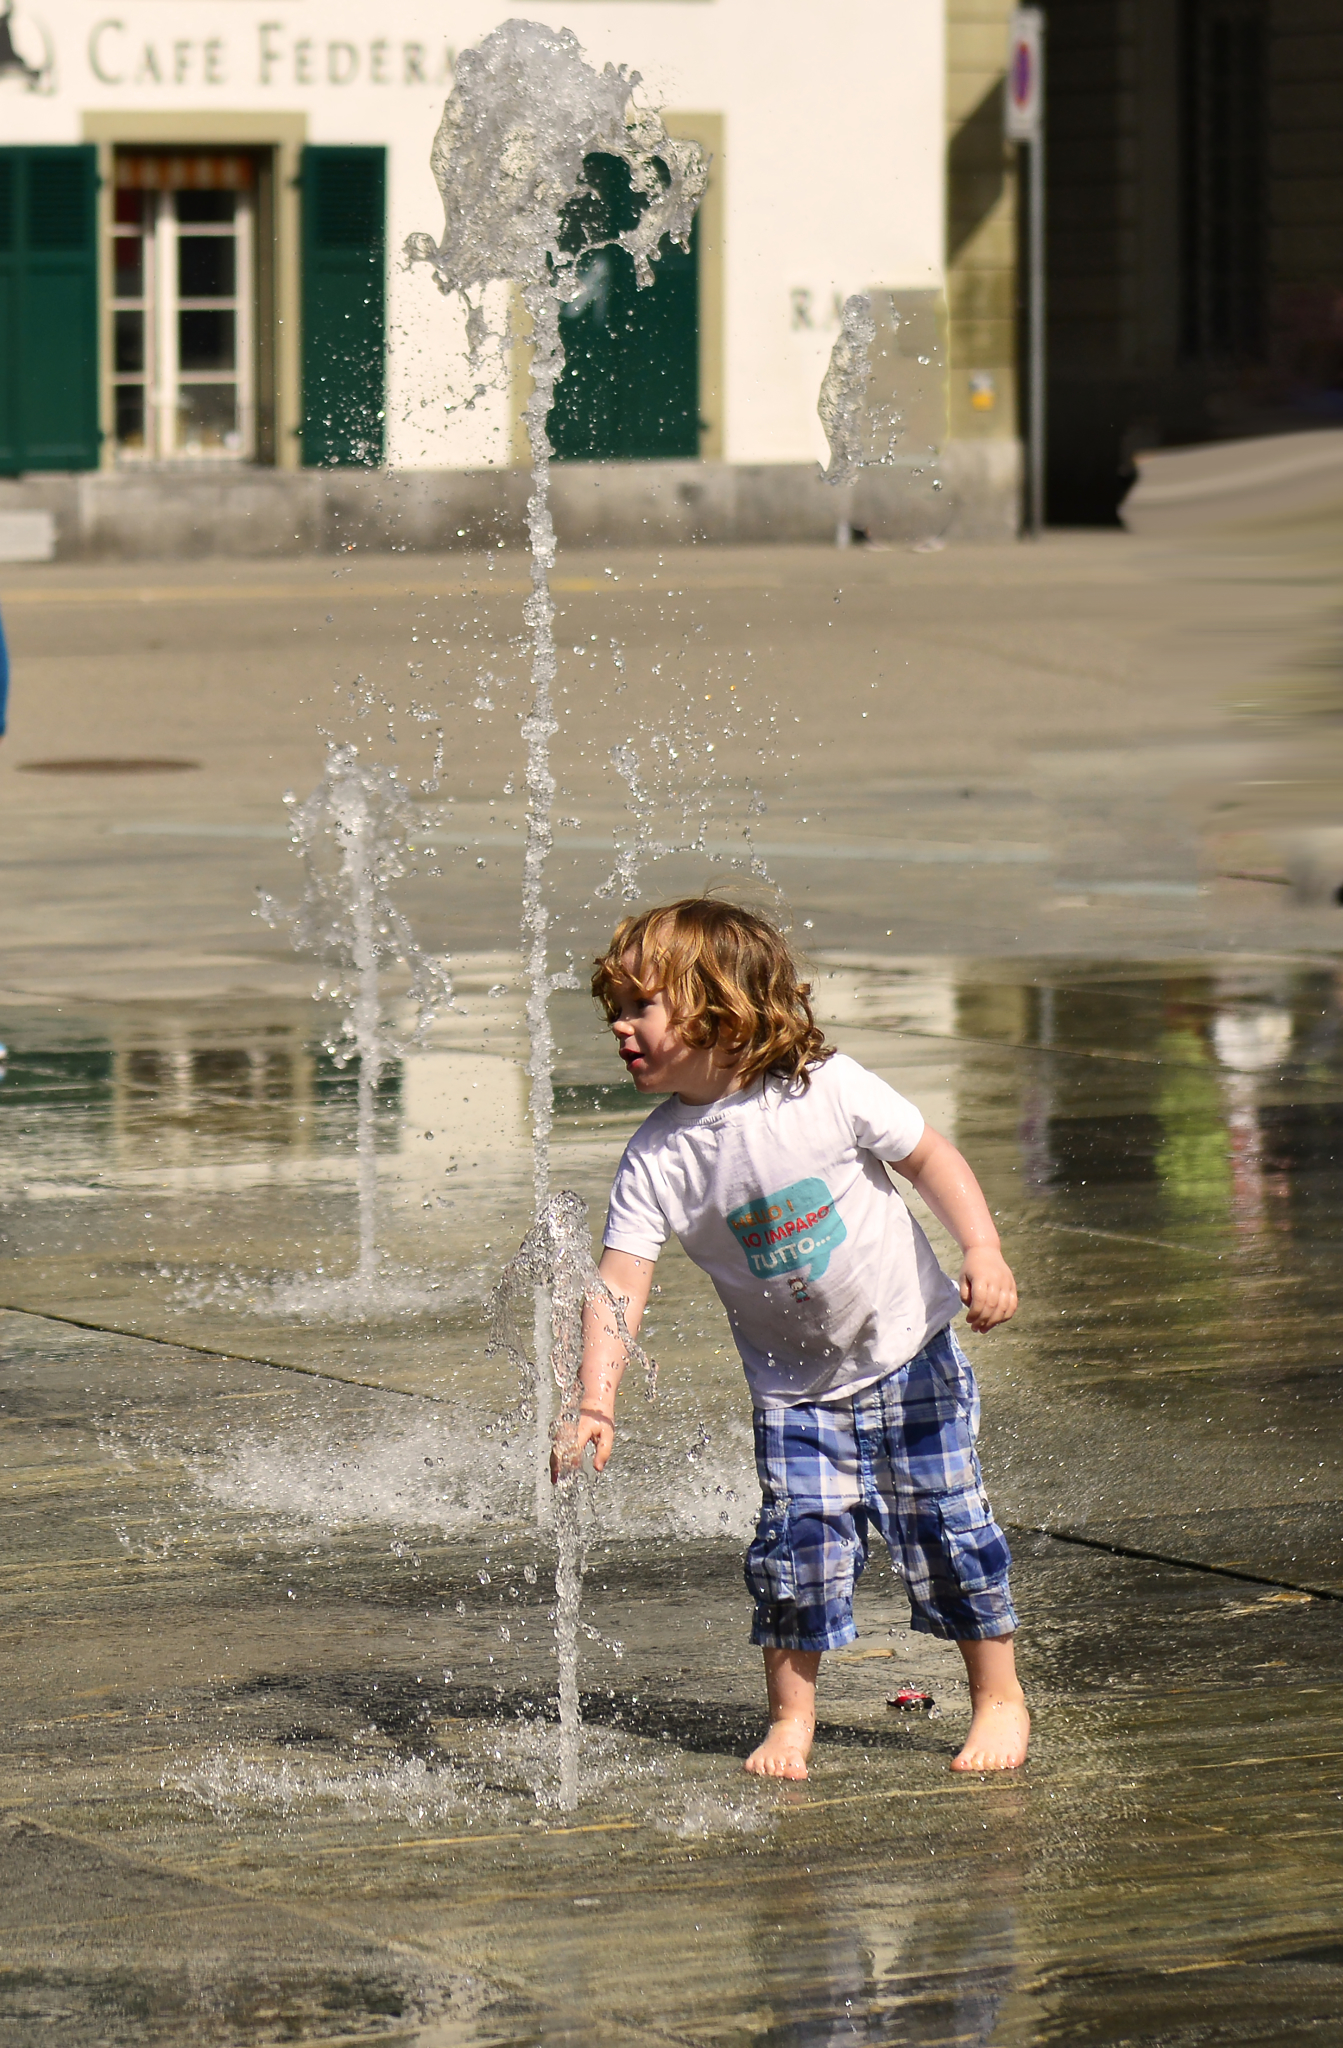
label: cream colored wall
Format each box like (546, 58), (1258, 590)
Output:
(402, 0), (945, 469)
(36, 1), (947, 473)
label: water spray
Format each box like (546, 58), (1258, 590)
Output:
(259, 743), (452, 1304)
(410, 17), (705, 1807)
(409, 17), (704, 1225)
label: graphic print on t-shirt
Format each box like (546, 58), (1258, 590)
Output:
(726, 1177), (848, 1301)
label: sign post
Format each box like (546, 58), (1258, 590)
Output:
(1006, 8), (1045, 536)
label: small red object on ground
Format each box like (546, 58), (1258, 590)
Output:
(887, 1687), (935, 1711)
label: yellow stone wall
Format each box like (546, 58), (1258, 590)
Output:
(945, 0), (1018, 442)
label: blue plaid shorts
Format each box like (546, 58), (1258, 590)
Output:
(744, 1324), (1017, 1650)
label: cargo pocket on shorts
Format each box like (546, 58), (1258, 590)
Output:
(928, 1327), (978, 1415)
(932, 1487), (1012, 1594)
(744, 1499), (797, 1605)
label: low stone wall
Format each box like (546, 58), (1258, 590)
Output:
(0, 441), (1021, 560)
(1120, 429), (1343, 538)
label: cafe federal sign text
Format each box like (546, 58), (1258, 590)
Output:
(88, 19), (456, 89)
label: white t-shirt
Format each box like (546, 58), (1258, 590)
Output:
(603, 1052), (962, 1409)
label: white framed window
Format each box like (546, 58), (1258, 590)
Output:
(110, 154), (255, 461)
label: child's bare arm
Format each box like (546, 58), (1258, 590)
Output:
(889, 1126), (1017, 1332)
(550, 1248), (656, 1481)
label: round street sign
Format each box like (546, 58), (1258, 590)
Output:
(1005, 8), (1043, 140)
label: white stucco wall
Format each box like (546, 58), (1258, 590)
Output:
(6, 1), (945, 470)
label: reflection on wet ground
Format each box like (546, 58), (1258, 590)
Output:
(3, 954), (1343, 2043)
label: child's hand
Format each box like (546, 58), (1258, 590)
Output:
(959, 1246), (1017, 1332)
(549, 1407), (615, 1484)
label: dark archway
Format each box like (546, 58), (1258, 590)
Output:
(1044, 0), (1343, 523)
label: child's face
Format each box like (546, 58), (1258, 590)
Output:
(608, 958), (742, 1103)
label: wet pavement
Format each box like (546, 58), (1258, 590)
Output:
(3, 952), (1343, 2044)
(4, 526), (1343, 2040)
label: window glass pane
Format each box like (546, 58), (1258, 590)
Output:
(115, 385), (146, 450)
(176, 190), (236, 225)
(114, 188), (149, 228)
(178, 235), (235, 299)
(112, 234), (143, 300)
(179, 308), (235, 372)
(176, 382), (239, 452)
(114, 309), (145, 374)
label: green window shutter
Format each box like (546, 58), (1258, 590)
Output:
(548, 153), (699, 463)
(0, 146), (99, 475)
(0, 155), (16, 474)
(300, 146), (386, 467)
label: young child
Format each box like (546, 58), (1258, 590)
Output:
(552, 899), (1028, 1778)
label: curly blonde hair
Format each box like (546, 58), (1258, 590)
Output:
(592, 899), (834, 1089)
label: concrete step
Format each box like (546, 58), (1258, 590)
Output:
(0, 443), (1019, 560)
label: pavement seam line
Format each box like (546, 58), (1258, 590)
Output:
(1013, 1521), (1342, 1602)
(0, 1302), (440, 1400)
(1033, 1219), (1226, 1259)
(356, 1816), (643, 1853)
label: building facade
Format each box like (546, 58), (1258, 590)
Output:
(0, 0), (1024, 550)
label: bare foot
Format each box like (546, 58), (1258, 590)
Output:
(951, 1690), (1030, 1772)
(744, 1716), (814, 1780)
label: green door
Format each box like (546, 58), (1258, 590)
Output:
(548, 153), (699, 462)
(300, 146), (386, 467)
(0, 146), (99, 474)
